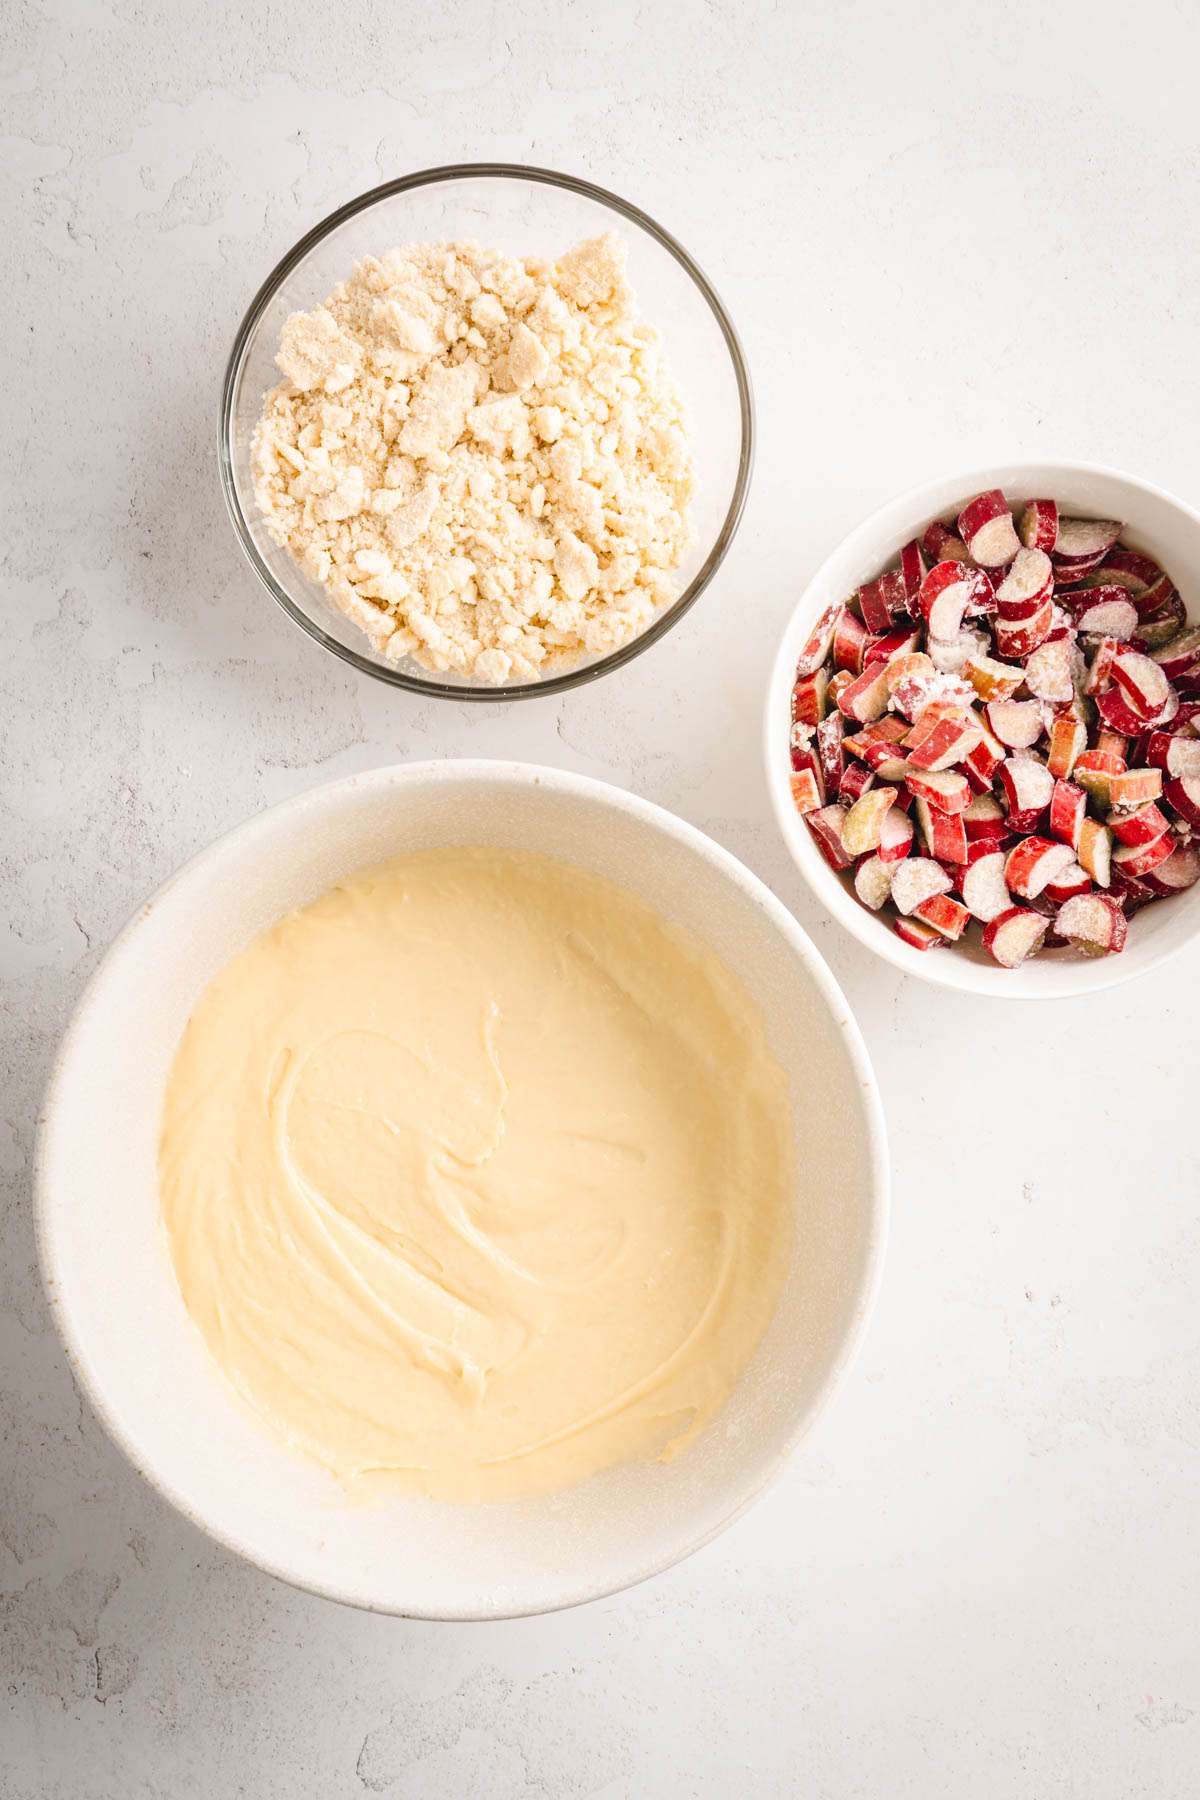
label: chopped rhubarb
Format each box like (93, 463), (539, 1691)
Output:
(854, 854), (895, 912)
(1053, 893), (1127, 956)
(805, 805), (853, 871)
(1018, 498), (1059, 554)
(842, 786), (898, 856)
(784, 498), (1196, 970)
(958, 490), (1020, 566)
(982, 907), (1050, 968)
(889, 856), (952, 916)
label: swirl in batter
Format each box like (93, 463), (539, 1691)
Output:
(159, 848), (794, 1501)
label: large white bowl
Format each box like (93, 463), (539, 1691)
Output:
(766, 460), (1200, 999)
(36, 762), (887, 1620)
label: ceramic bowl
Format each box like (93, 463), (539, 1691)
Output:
(766, 460), (1200, 998)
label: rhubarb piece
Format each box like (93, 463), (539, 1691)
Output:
(982, 907), (1050, 968)
(842, 786), (898, 856)
(877, 805), (915, 863)
(838, 760), (876, 806)
(1019, 498), (1059, 553)
(1052, 552), (1108, 586)
(899, 538), (924, 603)
(884, 650), (934, 695)
(1108, 766), (1163, 809)
(1077, 817), (1113, 887)
(843, 717), (908, 777)
(861, 746), (909, 781)
(790, 769), (822, 815)
(893, 915), (945, 950)
(1005, 836), (1076, 899)
(827, 668), (854, 708)
(904, 711), (984, 772)
(962, 727), (1005, 792)
(816, 712), (846, 798)
(836, 661), (892, 724)
(1073, 749), (1125, 809)
(962, 849), (1010, 921)
(795, 601), (841, 678)
(920, 519), (969, 565)
(1093, 548), (1161, 594)
(995, 547), (1053, 616)
(1023, 637), (1075, 703)
(1095, 685), (1158, 736)
(890, 856), (952, 916)
(856, 570), (906, 633)
(1094, 728), (1130, 760)
(1049, 778), (1087, 850)
(790, 744), (824, 799)
(903, 766), (972, 814)
(1085, 636), (1121, 696)
(1111, 650), (1172, 721)
(918, 561), (991, 633)
(1054, 517), (1122, 562)
(965, 835), (1002, 864)
(805, 805), (853, 871)
(926, 583), (969, 642)
(1153, 626), (1200, 680)
(833, 606), (871, 674)
(1137, 591), (1188, 647)
(994, 601), (1054, 659)
(913, 891), (970, 939)
(1043, 862), (1092, 904)
(1064, 587), (1139, 639)
(1164, 774), (1200, 826)
(866, 625), (920, 665)
(792, 666), (829, 727)
(914, 799), (968, 863)
(985, 698), (1043, 749)
(1046, 715), (1087, 780)
(964, 653), (1023, 703)
(1143, 841), (1200, 895)
(997, 756), (1054, 829)
(1129, 570), (1178, 617)
(1053, 892), (1127, 956)
(958, 489), (1020, 566)
(1109, 800), (1169, 848)
(1147, 732), (1200, 779)
(963, 791), (1007, 841)
(854, 854), (895, 911)
(1112, 831), (1175, 879)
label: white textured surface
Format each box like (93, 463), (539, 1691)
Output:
(3, 1), (1200, 1794)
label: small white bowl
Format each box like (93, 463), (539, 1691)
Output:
(766, 460), (1200, 999)
(36, 762), (887, 1620)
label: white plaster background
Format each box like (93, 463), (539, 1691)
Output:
(4, 1), (1200, 1794)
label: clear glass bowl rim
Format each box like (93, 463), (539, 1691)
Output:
(218, 161), (756, 702)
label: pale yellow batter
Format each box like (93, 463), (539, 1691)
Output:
(159, 848), (794, 1502)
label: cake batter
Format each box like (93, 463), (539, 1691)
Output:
(159, 848), (793, 1501)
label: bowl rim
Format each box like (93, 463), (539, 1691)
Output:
(765, 457), (1200, 1000)
(35, 759), (888, 1620)
(218, 162), (756, 703)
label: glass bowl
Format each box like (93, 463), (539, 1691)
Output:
(219, 164), (754, 701)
